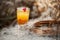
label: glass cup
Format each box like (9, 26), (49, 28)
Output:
(17, 7), (30, 25)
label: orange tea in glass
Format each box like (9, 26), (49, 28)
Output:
(17, 7), (30, 24)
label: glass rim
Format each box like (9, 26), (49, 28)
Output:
(17, 7), (30, 10)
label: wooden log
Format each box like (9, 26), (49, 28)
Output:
(34, 20), (60, 27)
(29, 27), (59, 36)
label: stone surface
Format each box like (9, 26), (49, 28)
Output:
(0, 19), (59, 40)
